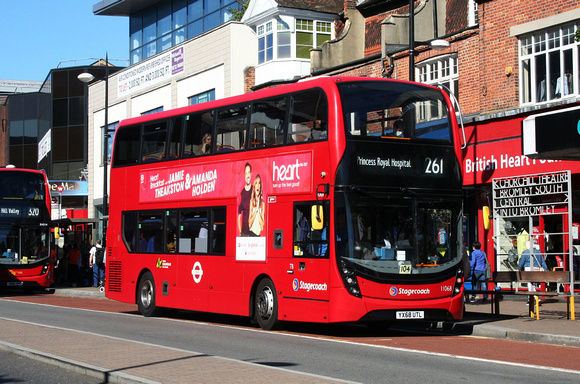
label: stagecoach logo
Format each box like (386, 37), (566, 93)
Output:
(390, 287), (431, 296)
(292, 278), (328, 292)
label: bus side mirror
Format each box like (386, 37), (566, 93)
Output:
(482, 206), (491, 230)
(311, 205), (324, 230)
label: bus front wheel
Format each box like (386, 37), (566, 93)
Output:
(255, 278), (280, 330)
(137, 271), (158, 317)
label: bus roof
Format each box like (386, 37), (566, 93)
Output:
(116, 76), (440, 128)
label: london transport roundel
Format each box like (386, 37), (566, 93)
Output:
(389, 287), (398, 296)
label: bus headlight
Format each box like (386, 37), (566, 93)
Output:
(338, 259), (362, 298)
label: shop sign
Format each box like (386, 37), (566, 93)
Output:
(492, 171), (573, 278)
(117, 47), (184, 97)
(49, 180), (88, 197)
(463, 136), (580, 185)
(492, 171), (570, 218)
(37, 130), (51, 163)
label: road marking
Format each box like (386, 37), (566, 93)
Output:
(2, 298), (579, 376)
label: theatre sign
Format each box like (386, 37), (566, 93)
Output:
(492, 170), (573, 276)
(493, 171), (570, 218)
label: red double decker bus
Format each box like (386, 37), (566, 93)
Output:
(0, 167), (53, 289)
(106, 77), (466, 329)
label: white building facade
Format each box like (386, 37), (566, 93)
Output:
(86, 21), (256, 228)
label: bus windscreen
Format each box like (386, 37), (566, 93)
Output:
(338, 81), (452, 141)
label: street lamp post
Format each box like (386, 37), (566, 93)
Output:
(407, 0), (449, 82)
(409, 0), (415, 82)
(78, 54), (110, 245)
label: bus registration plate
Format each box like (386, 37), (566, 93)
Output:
(6, 282), (23, 286)
(396, 310), (424, 319)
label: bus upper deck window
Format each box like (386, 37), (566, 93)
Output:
(288, 90), (328, 143)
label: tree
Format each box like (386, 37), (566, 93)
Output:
(228, 0), (250, 22)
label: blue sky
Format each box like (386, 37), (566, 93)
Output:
(1, 0), (128, 82)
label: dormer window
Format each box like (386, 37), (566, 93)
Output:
(256, 18), (334, 64)
(297, 19), (332, 59)
(258, 22), (274, 64)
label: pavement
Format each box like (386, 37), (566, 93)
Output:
(0, 287), (579, 383)
(426, 294), (580, 347)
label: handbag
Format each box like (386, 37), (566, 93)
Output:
(485, 261), (492, 280)
(529, 253), (545, 272)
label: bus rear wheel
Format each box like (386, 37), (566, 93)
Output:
(137, 271), (158, 317)
(255, 278), (280, 330)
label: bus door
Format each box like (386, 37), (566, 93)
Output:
(281, 202), (330, 322)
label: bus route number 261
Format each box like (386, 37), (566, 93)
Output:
(425, 157), (444, 175)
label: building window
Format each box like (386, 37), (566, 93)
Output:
(189, 89), (215, 105)
(257, 18), (333, 63)
(417, 55), (458, 121)
(141, 107), (164, 116)
(468, 0), (478, 27)
(316, 21), (332, 46)
(519, 22), (579, 105)
(277, 20), (291, 59)
(258, 22), (274, 64)
(417, 54), (459, 97)
(103, 122), (119, 165)
(296, 19), (331, 59)
(129, 0), (242, 65)
(296, 19), (314, 59)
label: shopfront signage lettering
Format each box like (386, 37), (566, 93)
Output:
(465, 154), (562, 174)
(492, 171), (570, 218)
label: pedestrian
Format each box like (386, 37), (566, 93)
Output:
(518, 241), (548, 271)
(80, 239), (91, 286)
(67, 243), (80, 287)
(89, 239), (105, 288)
(518, 241), (548, 304)
(470, 241), (488, 303)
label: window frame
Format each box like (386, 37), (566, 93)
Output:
(112, 88), (329, 168)
(102, 121), (119, 166)
(256, 17), (334, 64)
(416, 54), (458, 124)
(123, 206), (227, 255)
(189, 89), (216, 105)
(129, 1), (243, 65)
(293, 201), (330, 259)
(518, 22), (579, 106)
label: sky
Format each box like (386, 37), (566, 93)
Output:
(1, 0), (128, 82)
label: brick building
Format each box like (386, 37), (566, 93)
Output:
(296, 0), (580, 279)
(86, 0), (580, 276)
